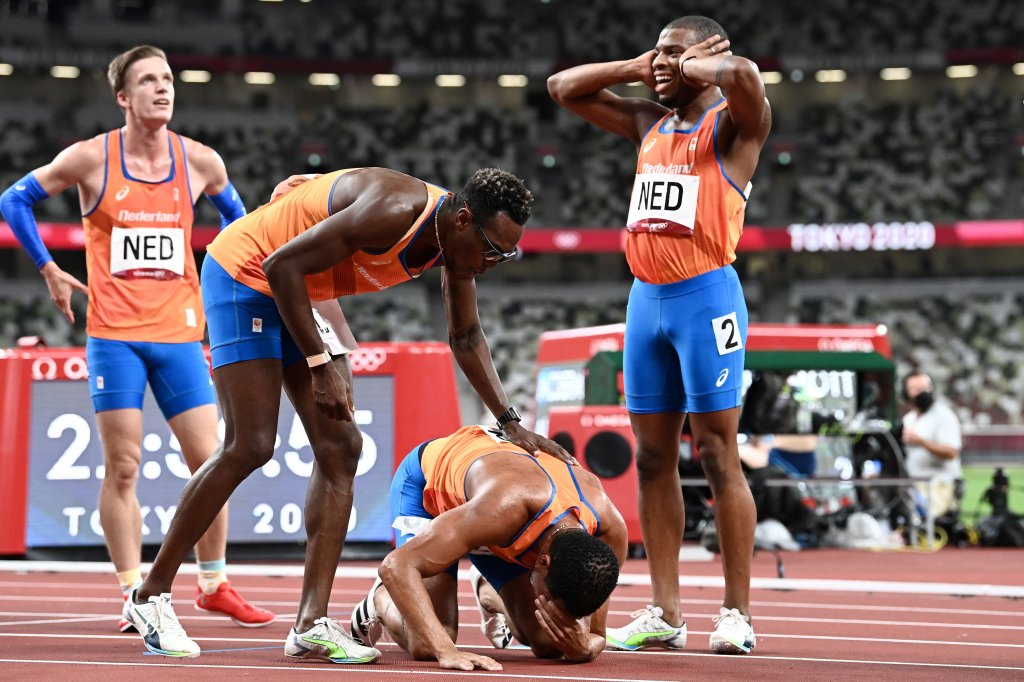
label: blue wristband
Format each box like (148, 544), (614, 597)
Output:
(0, 173), (52, 269)
(206, 181), (246, 230)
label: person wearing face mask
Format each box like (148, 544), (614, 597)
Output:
(901, 370), (962, 516)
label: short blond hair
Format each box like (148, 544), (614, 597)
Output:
(107, 45), (167, 100)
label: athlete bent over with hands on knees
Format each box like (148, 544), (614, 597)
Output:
(0, 45), (271, 634)
(349, 425), (625, 671)
(549, 16), (771, 654)
(123, 166), (574, 663)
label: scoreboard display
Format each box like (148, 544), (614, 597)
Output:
(25, 376), (394, 546)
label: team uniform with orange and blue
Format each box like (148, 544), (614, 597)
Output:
(202, 169), (446, 369)
(81, 130), (218, 417)
(390, 426), (602, 592)
(623, 99), (750, 414)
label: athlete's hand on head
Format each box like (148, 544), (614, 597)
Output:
(535, 594), (590, 661)
(436, 649), (502, 671)
(40, 261), (88, 324)
(502, 421), (579, 467)
(679, 34), (732, 84)
(310, 360), (354, 421)
(631, 49), (658, 90)
(270, 174), (322, 202)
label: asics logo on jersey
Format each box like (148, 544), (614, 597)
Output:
(716, 368), (729, 387)
(116, 185), (131, 201)
(15, 184), (26, 191)
(644, 139), (658, 154)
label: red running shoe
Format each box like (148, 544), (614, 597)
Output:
(194, 581), (275, 627)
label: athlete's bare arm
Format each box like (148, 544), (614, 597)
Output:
(261, 169), (424, 421)
(547, 52), (667, 145)
(379, 483), (536, 671)
(22, 137), (106, 322)
(675, 36), (772, 186)
(182, 138), (231, 197)
(442, 269), (575, 465)
(585, 484), (629, 638)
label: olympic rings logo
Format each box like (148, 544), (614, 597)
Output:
(31, 356), (89, 381)
(348, 349), (388, 373)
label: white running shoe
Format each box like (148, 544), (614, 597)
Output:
(122, 589), (200, 658)
(349, 578), (384, 647)
(285, 616), (381, 664)
(469, 565), (513, 649)
(709, 607), (755, 654)
(606, 605), (687, 651)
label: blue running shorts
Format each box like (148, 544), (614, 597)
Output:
(624, 264), (748, 414)
(86, 337), (215, 418)
(390, 443), (529, 593)
(201, 255), (304, 369)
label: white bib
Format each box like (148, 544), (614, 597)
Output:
(626, 172), (700, 235)
(110, 226), (185, 279)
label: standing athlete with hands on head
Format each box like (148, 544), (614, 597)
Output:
(549, 15), (771, 654)
(124, 166), (575, 663)
(0, 45), (271, 631)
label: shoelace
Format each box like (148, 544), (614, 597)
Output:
(315, 616), (357, 644)
(151, 596), (188, 638)
(618, 605), (666, 635)
(713, 608), (747, 629)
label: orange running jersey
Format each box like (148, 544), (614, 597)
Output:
(206, 169), (446, 301)
(625, 99), (750, 284)
(82, 130), (202, 342)
(420, 425), (601, 568)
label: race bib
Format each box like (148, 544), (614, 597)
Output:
(312, 306), (354, 356)
(625, 173), (699, 235)
(110, 227), (185, 279)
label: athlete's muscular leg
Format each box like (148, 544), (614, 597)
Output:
(167, 403), (228, 562)
(138, 359), (283, 599)
(282, 355), (363, 632)
(689, 407), (754, 618)
(374, 574), (460, 659)
(95, 409), (144, 572)
(629, 411), (687, 628)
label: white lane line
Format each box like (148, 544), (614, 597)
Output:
(0, 616), (112, 626)
(3, 581), (1023, 619)
(3, 561), (1023, 598)
(0, 655), (1022, 674)
(0, 659), (666, 682)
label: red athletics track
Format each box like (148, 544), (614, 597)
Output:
(0, 549), (1022, 681)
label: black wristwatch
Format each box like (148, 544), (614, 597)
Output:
(495, 406), (522, 431)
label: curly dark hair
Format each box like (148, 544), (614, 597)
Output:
(544, 530), (620, 619)
(664, 15), (729, 44)
(454, 168), (533, 227)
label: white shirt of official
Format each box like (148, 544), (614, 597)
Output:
(902, 401), (962, 480)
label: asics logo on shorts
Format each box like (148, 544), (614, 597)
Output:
(716, 368), (729, 387)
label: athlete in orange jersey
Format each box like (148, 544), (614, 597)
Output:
(549, 15), (770, 655)
(0, 45), (272, 636)
(347, 426), (625, 671)
(129, 166), (575, 663)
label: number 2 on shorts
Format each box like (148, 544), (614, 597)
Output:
(712, 312), (742, 355)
